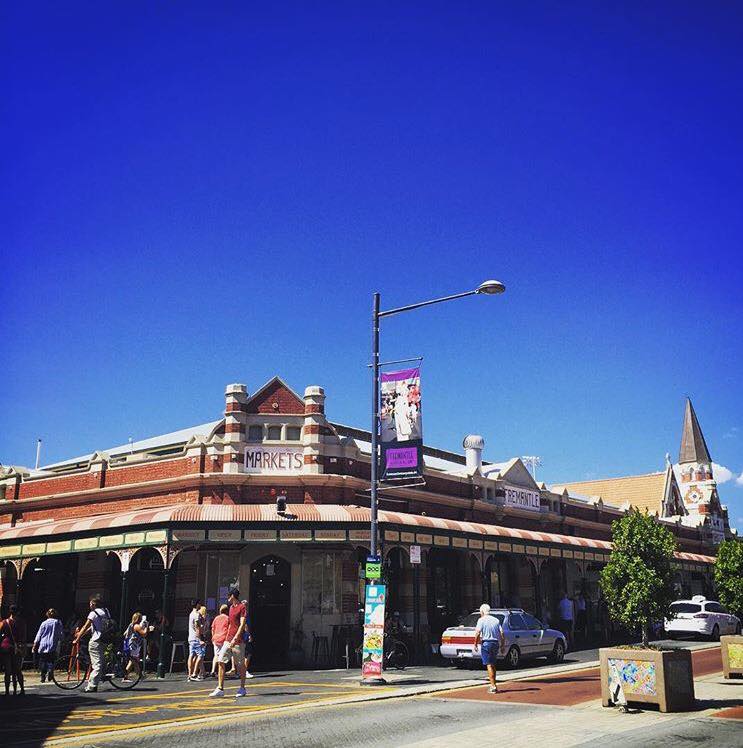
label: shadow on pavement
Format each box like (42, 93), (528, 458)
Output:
(0, 692), (99, 747)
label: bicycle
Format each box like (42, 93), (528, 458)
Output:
(383, 634), (409, 670)
(52, 640), (141, 690)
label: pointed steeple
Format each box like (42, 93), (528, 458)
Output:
(678, 398), (712, 465)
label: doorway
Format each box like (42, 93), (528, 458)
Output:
(249, 555), (291, 669)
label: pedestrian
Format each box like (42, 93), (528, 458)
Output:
(209, 588), (247, 698)
(210, 604), (228, 679)
(242, 602), (254, 679)
(473, 604), (505, 694)
(557, 592), (575, 650)
(147, 608), (169, 665)
(73, 595), (112, 693)
(0, 605), (25, 696)
(575, 591), (588, 642)
(197, 605), (212, 680)
(32, 608), (63, 683)
(123, 612), (150, 680)
(187, 599), (205, 682)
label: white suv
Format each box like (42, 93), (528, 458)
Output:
(664, 595), (741, 641)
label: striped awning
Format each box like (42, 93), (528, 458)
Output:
(0, 503), (715, 565)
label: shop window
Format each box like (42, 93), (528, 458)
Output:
(248, 425), (263, 442)
(302, 552), (343, 614)
(267, 425), (282, 440)
(286, 426), (301, 441)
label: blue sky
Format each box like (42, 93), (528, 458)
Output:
(2, 3), (742, 526)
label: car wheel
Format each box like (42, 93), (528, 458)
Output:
(711, 624), (720, 642)
(506, 646), (521, 669)
(548, 640), (565, 664)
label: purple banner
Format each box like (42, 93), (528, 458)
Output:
(380, 366), (423, 483)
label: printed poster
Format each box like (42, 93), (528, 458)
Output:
(361, 584), (386, 679)
(380, 367), (423, 482)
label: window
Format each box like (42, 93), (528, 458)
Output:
(267, 425), (282, 440)
(670, 602), (701, 614)
(521, 613), (543, 630)
(507, 613), (527, 631)
(286, 426), (301, 441)
(705, 602), (723, 614)
(247, 425), (263, 442)
(462, 613), (504, 628)
(302, 552), (343, 614)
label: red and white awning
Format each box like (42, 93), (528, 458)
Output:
(0, 503), (715, 564)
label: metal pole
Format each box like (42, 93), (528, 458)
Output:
(156, 568), (170, 678)
(119, 570), (128, 630)
(370, 292), (380, 559)
(35, 439), (42, 470)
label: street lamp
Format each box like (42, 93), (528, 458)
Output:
(368, 279), (506, 559)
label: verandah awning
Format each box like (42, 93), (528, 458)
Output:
(0, 503), (715, 566)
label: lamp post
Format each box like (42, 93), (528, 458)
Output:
(368, 280), (506, 559)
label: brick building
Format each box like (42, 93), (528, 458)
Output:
(0, 379), (726, 667)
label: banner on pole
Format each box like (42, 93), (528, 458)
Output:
(380, 366), (423, 482)
(361, 584), (386, 679)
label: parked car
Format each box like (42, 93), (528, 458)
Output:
(439, 609), (567, 668)
(664, 596), (741, 641)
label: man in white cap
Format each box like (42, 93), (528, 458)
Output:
(473, 603), (505, 694)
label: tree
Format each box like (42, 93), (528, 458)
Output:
(714, 539), (743, 619)
(600, 509), (678, 647)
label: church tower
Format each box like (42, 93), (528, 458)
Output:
(675, 398), (726, 542)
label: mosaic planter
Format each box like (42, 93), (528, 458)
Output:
(599, 647), (694, 712)
(721, 635), (743, 679)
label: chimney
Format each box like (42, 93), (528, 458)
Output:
(463, 435), (485, 473)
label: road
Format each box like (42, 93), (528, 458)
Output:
(1, 641), (740, 747)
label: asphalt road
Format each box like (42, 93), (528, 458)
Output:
(43, 685), (742, 748)
(0, 639), (732, 747)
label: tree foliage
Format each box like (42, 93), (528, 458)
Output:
(600, 509), (678, 646)
(713, 539), (743, 619)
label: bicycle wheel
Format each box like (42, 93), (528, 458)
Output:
(108, 650), (141, 690)
(52, 653), (86, 690)
(393, 641), (409, 670)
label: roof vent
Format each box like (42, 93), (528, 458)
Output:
(463, 435), (485, 473)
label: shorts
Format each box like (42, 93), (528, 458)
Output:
(216, 641), (245, 664)
(480, 640), (499, 666)
(244, 641), (253, 657)
(189, 640), (206, 658)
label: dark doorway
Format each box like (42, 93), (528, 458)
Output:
(249, 555), (291, 669)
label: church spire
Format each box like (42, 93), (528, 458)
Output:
(678, 398), (712, 465)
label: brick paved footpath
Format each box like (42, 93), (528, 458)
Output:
(432, 644), (724, 706)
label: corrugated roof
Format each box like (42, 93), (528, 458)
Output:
(40, 421), (222, 470)
(552, 471), (668, 514)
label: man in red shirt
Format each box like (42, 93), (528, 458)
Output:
(209, 588), (247, 698)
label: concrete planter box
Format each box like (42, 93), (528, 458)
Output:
(721, 635), (743, 679)
(600, 647), (695, 712)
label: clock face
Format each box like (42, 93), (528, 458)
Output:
(686, 488), (701, 503)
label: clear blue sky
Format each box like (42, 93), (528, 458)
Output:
(2, 3), (742, 526)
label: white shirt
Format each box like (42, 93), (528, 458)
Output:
(559, 597), (574, 621)
(87, 608), (109, 642)
(188, 610), (201, 642)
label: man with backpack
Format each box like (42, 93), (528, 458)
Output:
(74, 594), (115, 693)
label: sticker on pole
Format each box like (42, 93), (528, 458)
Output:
(365, 555), (382, 579)
(362, 584), (386, 679)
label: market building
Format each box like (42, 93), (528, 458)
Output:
(0, 380), (727, 668)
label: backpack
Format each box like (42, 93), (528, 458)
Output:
(94, 608), (117, 644)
